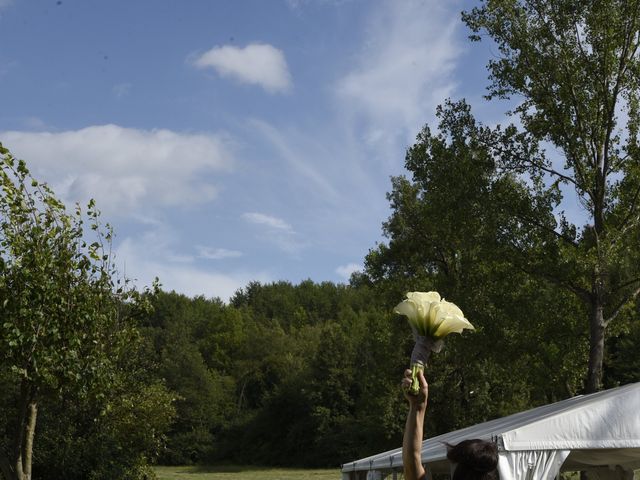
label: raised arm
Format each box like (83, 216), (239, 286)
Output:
(402, 368), (428, 480)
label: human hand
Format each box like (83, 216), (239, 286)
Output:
(402, 368), (428, 411)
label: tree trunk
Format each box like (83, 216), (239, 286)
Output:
(586, 298), (606, 393)
(9, 381), (38, 480)
(22, 402), (37, 480)
(13, 382), (28, 480)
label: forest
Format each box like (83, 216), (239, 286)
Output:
(3, 274), (637, 478)
(132, 278), (640, 470)
(2, 0), (640, 479)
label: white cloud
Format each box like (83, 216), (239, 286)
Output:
(192, 43), (292, 93)
(114, 224), (268, 302)
(336, 0), (462, 149)
(336, 263), (362, 280)
(242, 212), (305, 254)
(242, 212), (294, 232)
(197, 246), (243, 260)
(0, 125), (234, 215)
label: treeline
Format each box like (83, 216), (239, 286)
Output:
(136, 278), (639, 468)
(2, 274), (638, 477)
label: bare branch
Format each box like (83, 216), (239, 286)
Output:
(615, 184), (640, 234)
(515, 211), (579, 248)
(611, 276), (640, 295)
(605, 285), (640, 326)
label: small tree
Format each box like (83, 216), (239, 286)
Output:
(0, 143), (147, 480)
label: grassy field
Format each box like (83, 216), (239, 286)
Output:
(154, 465), (341, 480)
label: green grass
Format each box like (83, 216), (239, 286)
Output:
(154, 465), (341, 480)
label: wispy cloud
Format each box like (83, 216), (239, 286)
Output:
(191, 43), (292, 93)
(1, 125), (235, 215)
(242, 212), (294, 232)
(213, 1), (467, 269)
(248, 118), (342, 204)
(228, 1), (465, 265)
(197, 246), (243, 260)
(114, 223), (268, 301)
(117, 238), (267, 302)
(336, 0), (462, 151)
(242, 212), (305, 254)
(112, 82), (132, 98)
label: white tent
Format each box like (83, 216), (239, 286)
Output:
(341, 382), (640, 480)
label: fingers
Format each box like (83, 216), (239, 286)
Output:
(401, 368), (428, 409)
(401, 369), (411, 389)
(401, 368), (428, 392)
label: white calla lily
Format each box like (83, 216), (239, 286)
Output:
(394, 291), (472, 339)
(406, 291), (441, 304)
(394, 291), (441, 336)
(430, 300), (474, 338)
(393, 300), (418, 324)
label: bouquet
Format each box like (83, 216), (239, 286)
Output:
(394, 291), (474, 394)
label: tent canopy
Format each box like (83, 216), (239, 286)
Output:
(341, 382), (640, 478)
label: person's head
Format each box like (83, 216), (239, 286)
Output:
(446, 439), (499, 480)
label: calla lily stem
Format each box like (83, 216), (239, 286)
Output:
(409, 361), (424, 396)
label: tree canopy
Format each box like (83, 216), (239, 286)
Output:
(462, 0), (640, 392)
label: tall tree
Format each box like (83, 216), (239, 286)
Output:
(364, 101), (587, 416)
(0, 144), (149, 480)
(463, 0), (640, 392)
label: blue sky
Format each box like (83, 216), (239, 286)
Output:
(0, 0), (508, 300)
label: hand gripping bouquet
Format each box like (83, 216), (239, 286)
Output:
(394, 292), (474, 395)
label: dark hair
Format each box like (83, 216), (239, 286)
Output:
(446, 439), (499, 480)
